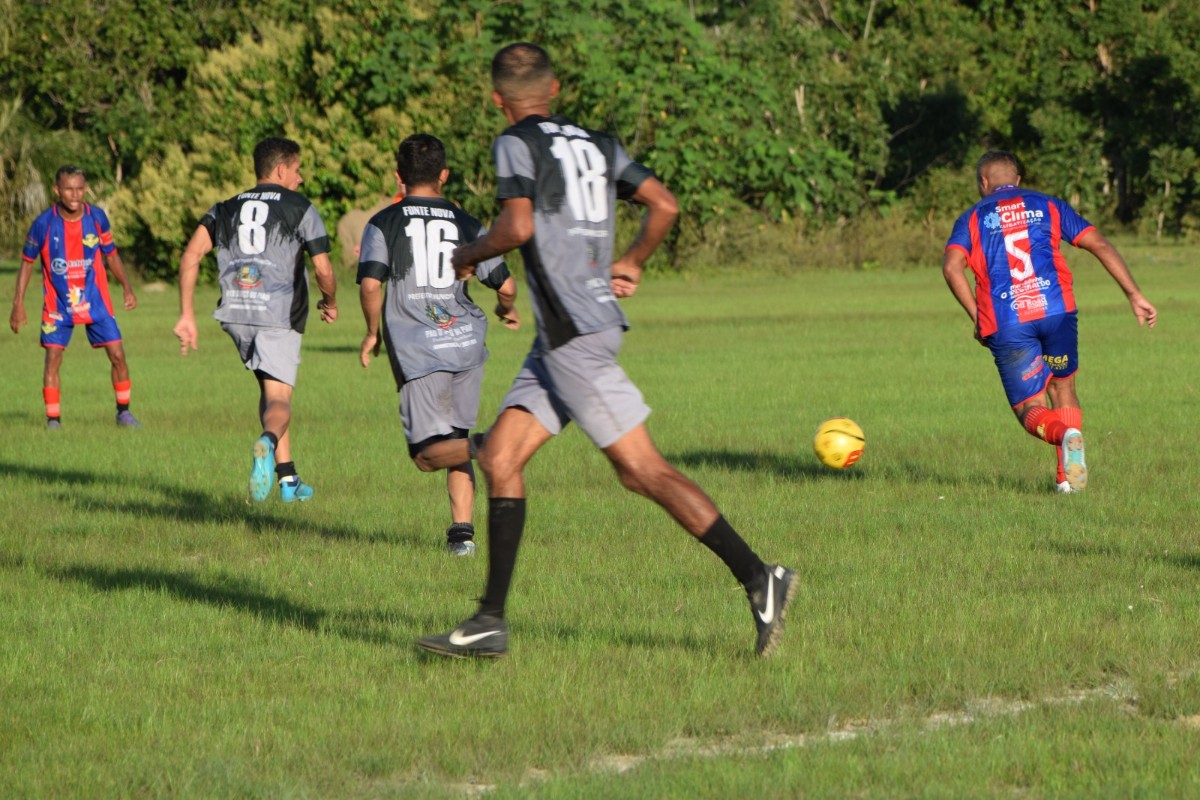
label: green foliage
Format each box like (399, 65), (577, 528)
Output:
(3, 0), (1200, 278)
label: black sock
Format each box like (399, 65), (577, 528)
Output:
(698, 515), (765, 588)
(116, 402), (130, 413)
(479, 498), (526, 618)
(261, 431), (280, 448)
(275, 461), (296, 481)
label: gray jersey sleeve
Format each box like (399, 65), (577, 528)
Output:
(470, 220), (510, 290)
(299, 205), (331, 256)
(356, 222), (389, 283)
(612, 143), (655, 201)
(495, 135), (536, 200)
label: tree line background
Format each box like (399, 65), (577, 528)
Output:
(2, 0), (1198, 280)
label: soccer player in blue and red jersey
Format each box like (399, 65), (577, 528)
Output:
(943, 151), (1157, 492)
(9, 165), (140, 429)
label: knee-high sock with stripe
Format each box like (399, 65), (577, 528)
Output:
(1023, 405), (1068, 445)
(43, 386), (60, 420)
(113, 380), (131, 412)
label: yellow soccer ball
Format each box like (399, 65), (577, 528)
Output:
(813, 418), (865, 470)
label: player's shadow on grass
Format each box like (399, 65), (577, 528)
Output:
(875, 458), (1041, 493)
(41, 561), (436, 647)
(0, 461), (423, 547)
(304, 344), (363, 354)
(669, 449), (857, 481)
(1044, 541), (1200, 571)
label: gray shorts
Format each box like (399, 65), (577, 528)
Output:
(500, 327), (650, 449)
(221, 323), (302, 387)
(401, 367), (484, 447)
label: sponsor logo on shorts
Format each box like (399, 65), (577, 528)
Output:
(41, 322), (58, 334)
(1021, 355), (1045, 382)
(1042, 354), (1070, 370)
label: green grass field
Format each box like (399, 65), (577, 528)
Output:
(1, 244), (1198, 798)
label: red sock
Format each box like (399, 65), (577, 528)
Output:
(113, 379), (131, 407)
(43, 386), (61, 419)
(1022, 405), (1068, 445)
(1053, 408), (1082, 483)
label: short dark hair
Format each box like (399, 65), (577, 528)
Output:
(491, 42), (554, 96)
(253, 137), (301, 180)
(55, 164), (86, 183)
(396, 134), (446, 188)
(975, 150), (1023, 188)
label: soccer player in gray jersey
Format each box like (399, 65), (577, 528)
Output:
(417, 43), (797, 659)
(357, 134), (519, 556)
(174, 137), (338, 503)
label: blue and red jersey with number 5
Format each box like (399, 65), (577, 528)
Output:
(22, 204), (119, 326)
(945, 187), (1094, 337)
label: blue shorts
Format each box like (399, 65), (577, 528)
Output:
(984, 312), (1078, 407)
(40, 315), (122, 349)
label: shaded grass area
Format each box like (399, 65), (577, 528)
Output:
(1, 253), (1198, 798)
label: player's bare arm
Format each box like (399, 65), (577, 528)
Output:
(105, 251), (138, 311)
(450, 198), (534, 279)
(9, 258), (35, 334)
(358, 276), (383, 367)
(174, 225), (212, 354)
(611, 177), (678, 299)
(942, 248), (987, 346)
(312, 253), (338, 323)
(494, 276), (520, 330)
(1075, 229), (1158, 329)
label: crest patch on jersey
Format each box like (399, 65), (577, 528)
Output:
(425, 303), (456, 329)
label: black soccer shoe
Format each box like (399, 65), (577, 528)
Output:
(747, 564), (798, 657)
(416, 611), (508, 659)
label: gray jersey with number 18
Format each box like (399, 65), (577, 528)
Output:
(493, 114), (654, 350)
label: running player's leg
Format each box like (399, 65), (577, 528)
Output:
(405, 369), (482, 552)
(1043, 314), (1084, 490)
(989, 320), (1068, 445)
(228, 324), (303, 501)
(415, 405), (551, 658)
(555, 330), (794, 656)
(602, 423), (719, 535)
(258, 375), (293, 457)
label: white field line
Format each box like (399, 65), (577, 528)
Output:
(455, 674), (1192, 795)
(589, 679), (1140, 776)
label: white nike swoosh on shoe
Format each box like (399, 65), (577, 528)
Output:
(757, 572), (776, 625)
(448, 628), (501, 646)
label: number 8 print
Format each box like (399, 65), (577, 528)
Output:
(238, 200), (270, 255)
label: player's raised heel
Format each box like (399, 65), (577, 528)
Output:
(748, 564), (798, 657)
(279, 477), (313, 503)
(1061, 428), (1087, 492)
(446, 523), (476, 557)
(249, 436), (275, 503)
(417, 612), (508, 658)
